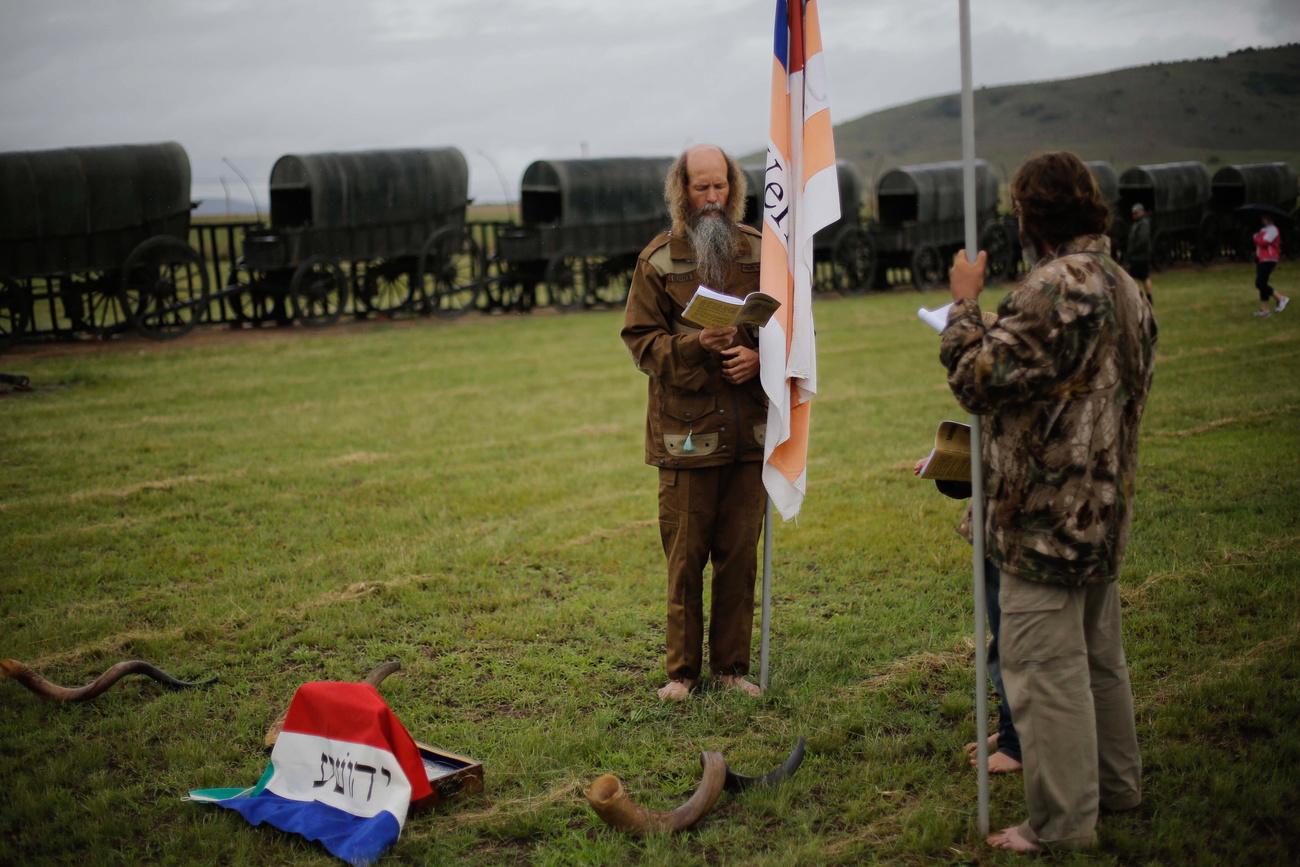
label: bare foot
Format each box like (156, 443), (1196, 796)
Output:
(981, 751), (1023, 773)
(987, 825), (1043, 853)
(964, 733), (999, 756)
(657, 679), (698, 701)
(716, 674), (762, 696)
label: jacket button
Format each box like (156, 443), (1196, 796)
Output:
(718, 409), (726, 415)
(720, 427), (726, 432)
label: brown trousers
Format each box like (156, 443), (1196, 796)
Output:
(658, 462), (765, 681)
(999, 571), (1143, 849)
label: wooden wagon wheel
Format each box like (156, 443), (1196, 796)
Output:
(831, 226), (876, 295)
(1151, 231), (1171, 272)
(74, 271), (131, 337)
(1195, 214), (1220, 266)
(978, 221), (1015, 286)
(289, 256), (348, 328)
(910, 245), (944, 292)
(358, 257), (418, 316)
(228, 259), (281, 326)
(120, 236), (211, 341)
(544, 251), (586, 312)
(417, 228), (485, 319)
(0, 276), (29, 352)
(586, 254), (635, 307)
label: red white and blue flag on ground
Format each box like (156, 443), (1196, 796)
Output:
(758, 0), (838, 521)
(189, 682), (432, 867)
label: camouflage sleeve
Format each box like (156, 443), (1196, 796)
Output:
(939, 267), (1105, 415)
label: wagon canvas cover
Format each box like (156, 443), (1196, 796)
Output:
(189, 682), (432, 866)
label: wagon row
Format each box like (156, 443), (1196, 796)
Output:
(3, 141), (1296, 350)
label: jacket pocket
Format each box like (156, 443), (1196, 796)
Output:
(664, 432), (719, 457)
(659, 392), (718, 429)
(659, 392), (720, 458)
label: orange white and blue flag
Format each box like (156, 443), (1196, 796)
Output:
(758, 0), (838, 521)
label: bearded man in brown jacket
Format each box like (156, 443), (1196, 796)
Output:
(941, 152), (1157, 852)
(621, 144), (768, 701)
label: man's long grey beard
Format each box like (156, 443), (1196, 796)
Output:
(687, 208), (739, 290)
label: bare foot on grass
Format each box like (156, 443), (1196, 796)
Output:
(716, 675), (762, 696)
(987, 825), (1043, 853)
(657, 679), (698, 701)
(964, 734), (1022, 773)
(965, 733), (999, 754)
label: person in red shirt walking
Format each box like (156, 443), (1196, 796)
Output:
(1253, 215), (1289, 316)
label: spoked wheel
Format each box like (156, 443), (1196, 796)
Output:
(72, 271), (131, 337)
(290, 257), (348, 328)
(229, 259), (281, 326)
(831, 226), (876, 295)
(544, 252), (586, 312)
(0, 276), (29, 352)
(358, 257), (418, 315)
(979, 222), (1015, 286)
(1195, 215), (1220, 266)
(585, 255), (634, 307)
(910, 245), (944, 291)
(1152, 231), (1171, 272)
(120, 236), (211, 340)
(418, 228), (484, 319)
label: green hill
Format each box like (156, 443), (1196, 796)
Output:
(802, 43), (1300, 202)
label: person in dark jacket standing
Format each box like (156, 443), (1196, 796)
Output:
(942, 152), (1156, 852)
(621, 144), (768, 701)
(1126, 202), (1152, 303)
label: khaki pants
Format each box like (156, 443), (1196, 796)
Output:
(658, 463), (765, 681)
(999, 571), (1143, 849)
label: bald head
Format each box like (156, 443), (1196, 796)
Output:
(664, 143), (747, 236)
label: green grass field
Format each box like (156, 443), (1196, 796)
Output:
(2, 263), (1298, 866)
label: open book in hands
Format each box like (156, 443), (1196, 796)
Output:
(918, 420), (972, 482)
(682, 286), (781, 329)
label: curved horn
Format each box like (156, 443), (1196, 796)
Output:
(361, 660), (402, 687)
(1, 658), (217, 702)
(723, 736), (807, 792)
(585, 750), (726, 835)
(264, 661), (402, 747)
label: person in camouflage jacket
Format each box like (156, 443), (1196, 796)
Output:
(940, 151), (1156, 853)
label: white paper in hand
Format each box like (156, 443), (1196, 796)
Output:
(917, 302), (954, 333)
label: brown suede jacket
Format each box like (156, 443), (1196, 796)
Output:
(621, 225), (769, 469)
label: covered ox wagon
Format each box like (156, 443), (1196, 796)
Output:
(1210, 162), (1299, 260)
(0, 141), (208, 346)
(869, 159), (1011, 290)
(1086, 160), (1127, 257)
(492, 157), (673, 311)
(742, 159), (873, 294)
(1117, 162), (1215, 268)
(236, 147), (480, 324)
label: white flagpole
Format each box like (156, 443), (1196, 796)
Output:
(958, 0), (990, 837)
(760, 497), (774, 690)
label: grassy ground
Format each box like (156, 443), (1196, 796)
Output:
(1, 262), (1297, 865)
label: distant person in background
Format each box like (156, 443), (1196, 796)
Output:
(1126, 203), (1153, 304)
(1252, 214), (1288, 316)
(621, 144), (768, 701)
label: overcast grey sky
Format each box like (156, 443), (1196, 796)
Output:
(3, 0), (1299, 211)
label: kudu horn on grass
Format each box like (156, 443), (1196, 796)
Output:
(1, 658), (218, 702)
(263, 661), (402, 747)
(723, 736), (807, 792)
(584, 750), (727, 835)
